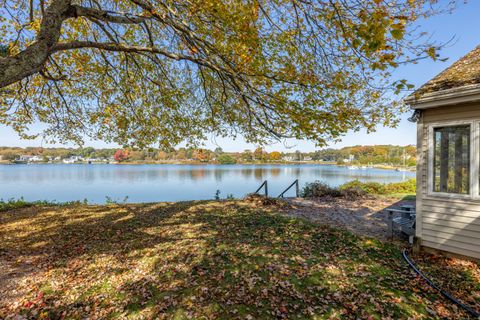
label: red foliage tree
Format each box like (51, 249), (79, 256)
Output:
(114, 149), (129, 162)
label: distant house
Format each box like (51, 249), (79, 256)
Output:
(62, 155), (83, 164)
(13, 155), (46, 163)
(30, 155), (43, 162)
(406, 46), (480, 260)
(18, 155), (33, 162)
(342, 155), (355, 164)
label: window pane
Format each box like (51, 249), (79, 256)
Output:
(433, 125), (470, 194)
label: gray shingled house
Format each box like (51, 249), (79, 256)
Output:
(406, 46), (480, 260)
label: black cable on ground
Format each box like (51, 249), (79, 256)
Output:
(402, 249), (480, 319)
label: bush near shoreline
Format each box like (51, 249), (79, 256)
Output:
(301, 179), (416, 199)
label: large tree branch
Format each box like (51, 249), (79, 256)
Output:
(51, 41), (225, 73)
(0, 0), (220, 90)
(0, 1), (151, 89)
(0, 0), (75, 88)
(53, 41), (188, 60)
(72, 5), (150, 24)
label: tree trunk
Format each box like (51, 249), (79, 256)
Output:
(0, 0), (73, 88)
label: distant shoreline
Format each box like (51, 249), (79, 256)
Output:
(0, 160), (416, 171)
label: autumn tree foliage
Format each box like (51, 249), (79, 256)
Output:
(156, 150), (168, 161)
(269, 151), (282, 161)
(0, 0), (455, 147)
(175, 148), (187, 160)
(241, 150), (253, 162)
(114, 149), (129, 162)
(1, 151), (18, 161)
(192, 149), (210, 162)
(253, 147), (265, 161)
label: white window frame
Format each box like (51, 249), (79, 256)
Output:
(427, 120), (479, 199)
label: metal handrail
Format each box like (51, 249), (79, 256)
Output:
(254, 180), (268, 197)
(278, 179), (299, 198)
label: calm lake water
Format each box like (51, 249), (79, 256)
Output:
(0, 164), (415, 204)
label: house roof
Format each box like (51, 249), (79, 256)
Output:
(406, 45), (480, 107)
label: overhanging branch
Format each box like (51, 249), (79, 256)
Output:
(50, 41), (226, 74)
(53, 41), (188, 61)
(73, 5), (150, 24)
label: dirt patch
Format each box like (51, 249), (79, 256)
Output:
(284, 196), (414, 240)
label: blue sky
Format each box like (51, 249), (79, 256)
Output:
(1, 1), (479, 152)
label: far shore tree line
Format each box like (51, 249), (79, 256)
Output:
(313, 145), (417, 167)
(0, 145), (416, 166)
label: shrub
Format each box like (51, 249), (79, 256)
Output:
(339, 179), (416, 195)
(384, 179), (416, 194)
(300, 181), (342, 198)
(339, 180), (387, 194)
(301, 179), (416, 200)
(0, 198), (32, 211)
(339, 186), (367, 199)
(105, 196), (129, 204)
(0, 198), (88, 212)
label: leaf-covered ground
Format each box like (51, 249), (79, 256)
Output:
(410, 251), (480, 317)
(0, 200), (478, 319)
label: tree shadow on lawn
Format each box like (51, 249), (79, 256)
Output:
(0, 200), (472, 319)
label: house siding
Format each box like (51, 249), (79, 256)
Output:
(417, 103), (480, 259)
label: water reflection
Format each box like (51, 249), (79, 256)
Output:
(0, 164), (415, 203)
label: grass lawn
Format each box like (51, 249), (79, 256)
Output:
(388, 194), (416, 201)
(0, 200), (477, 319)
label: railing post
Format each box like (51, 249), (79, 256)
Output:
(254, 180), (268, 197)
(277, 179), (299, 198)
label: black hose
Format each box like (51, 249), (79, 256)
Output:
(402, 249), (480, 319)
